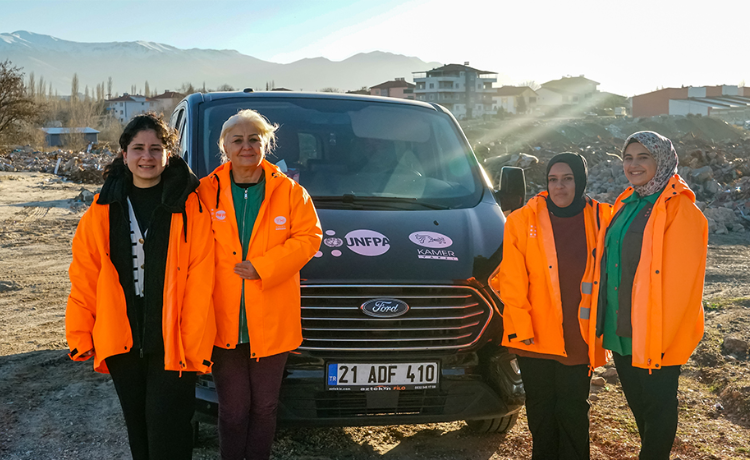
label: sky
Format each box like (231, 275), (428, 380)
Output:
(1, 0), (749, 96)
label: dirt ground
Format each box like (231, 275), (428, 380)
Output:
(1, 171), (749, 460)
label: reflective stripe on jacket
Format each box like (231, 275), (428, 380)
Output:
(198, 159), (322, 358)
(589, 174), (708, 370)
(491, 192), (612, 368)
(65, 193), (217, 374)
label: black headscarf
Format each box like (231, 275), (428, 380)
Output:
(545, 152), (588, 218)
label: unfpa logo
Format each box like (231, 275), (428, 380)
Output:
(213, 210), (227, 221)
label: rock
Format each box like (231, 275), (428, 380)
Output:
(723, 336), (749, 356)
(0, 280), (21, 292)
(695, 200), (707, 212)
(707, 217), (717, 234)
(705, 179), (721, 195)
(704, 207), (740, 232)
(589, 394), (599, 402)
(75, 188), (96, 204)
(716, 222), (729, 234)
(591, 376), (606, 387)
(691, 165), (714, 183)
(601, 368), (618, 379)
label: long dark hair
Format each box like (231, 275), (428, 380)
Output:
(103, 112), (179, 179)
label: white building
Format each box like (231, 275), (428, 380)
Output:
(412, 63), (497, 119)
(492, 86), (538, 115)
(536, 76), (600, 108)
(150, 91), (185, 115)
(106, 94), (157, 123)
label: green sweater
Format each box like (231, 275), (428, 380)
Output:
(602, 189), (660, 355)
(231, 171), (265, 344)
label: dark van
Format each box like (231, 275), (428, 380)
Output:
(170, 91), (525, 434)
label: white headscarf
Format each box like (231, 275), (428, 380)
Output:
(622, 131), (678, 197)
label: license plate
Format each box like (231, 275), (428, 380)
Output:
(326, 362), (439, 391)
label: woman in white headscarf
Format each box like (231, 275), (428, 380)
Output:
(589, 131), (708, 460)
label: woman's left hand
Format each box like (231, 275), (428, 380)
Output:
(234, 261), (261, 280)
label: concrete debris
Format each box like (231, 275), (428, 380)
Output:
(0, 145), (113, 184)
(478, 116), (750, 234)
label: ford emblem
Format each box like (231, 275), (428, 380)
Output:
(360, 298), (410, 318)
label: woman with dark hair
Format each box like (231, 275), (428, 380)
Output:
(589, 131), (708, 459)
(492, 153), (611, 460)
(66, 113), (216, 460)
(198, 109), (321, 460)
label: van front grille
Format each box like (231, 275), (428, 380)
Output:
(299, 285), (494, 352)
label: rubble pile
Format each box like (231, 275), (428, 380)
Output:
(0, 145), (114, 184)
(478, 116), (750, 234)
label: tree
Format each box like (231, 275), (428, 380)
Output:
(519, 80), (541, 91)
(107, 77), (113, 99)
(0, 60), (38, 143)
(71, 73), (79, 103)
(319, 87), (341, 93)
(216, 84), (235, 92)
(515, 96), (527, 114)
(27, 72), (35, 98)
(144, 80), (150, 97)
(37, 76), (45, 100)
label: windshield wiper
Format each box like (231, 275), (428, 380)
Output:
(314, 194), (448, 210)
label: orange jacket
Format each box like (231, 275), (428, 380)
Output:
(65, 193), (217, 374)
(589, 174), (707, 370)
(491, 192), (612, 368)
(198, 159), (322, 358)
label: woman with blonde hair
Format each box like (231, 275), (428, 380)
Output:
(66, 113), (216, 459)
(198, 109), (322, 460)
(589, 131), (708, 459)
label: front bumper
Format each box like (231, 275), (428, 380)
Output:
(194, 346), (524, 427)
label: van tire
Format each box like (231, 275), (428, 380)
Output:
(465, 413), (519, 434)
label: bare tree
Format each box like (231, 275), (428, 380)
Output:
(0, 60), (38, 143)
(519, 80), (541, 91)
(319, 87), (342, 93)
(144, 80), (150, 97)
(71, 73), (79, 103)
(216, 84), (235, 91)
(27, 72), (35, 98)
(37, 76), (45, 101)
(107, 77), (113, 99)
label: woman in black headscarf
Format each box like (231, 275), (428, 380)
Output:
(492, 153), (611, 459)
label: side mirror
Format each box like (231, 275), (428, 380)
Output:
(493, 166), (526, 214)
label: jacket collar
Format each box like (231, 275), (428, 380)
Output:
(208, 158), (285, 193)
(615, 174), (695, 209)
(97, 156), (199, 213)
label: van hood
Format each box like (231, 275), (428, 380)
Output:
(301, 195), (506, 286)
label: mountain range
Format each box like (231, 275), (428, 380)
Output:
(0, 31), (443, 95)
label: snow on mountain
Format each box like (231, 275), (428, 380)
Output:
(0, 31), (442, 95)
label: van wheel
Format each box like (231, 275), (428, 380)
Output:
(465, 413), (519, 434)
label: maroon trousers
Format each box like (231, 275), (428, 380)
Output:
(211, 345), (288, 460)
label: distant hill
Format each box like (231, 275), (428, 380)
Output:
(0, 31), (442, 95)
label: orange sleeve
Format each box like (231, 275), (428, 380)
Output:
(492, 210), (534, 343)
(251, 183), (323, 290)
(65, 206), (101, 361)
(180, 195), (217, 373)
(661, 196), (707, 352)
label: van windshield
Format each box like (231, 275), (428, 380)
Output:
(199, 97), (483, 210)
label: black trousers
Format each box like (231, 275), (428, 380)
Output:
(612, 352), (681, 460)
(106, 350), (197, 460)
(517, 356), (592, 460)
